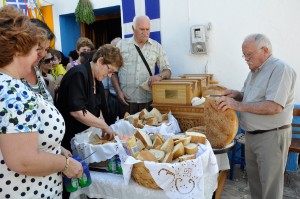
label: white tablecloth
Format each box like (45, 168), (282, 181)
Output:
(69, 171), (218, 199)
(69, 153), (229, 199)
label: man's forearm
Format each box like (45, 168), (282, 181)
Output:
(111, 73), (122, 95)
(238, 100), (283, 115)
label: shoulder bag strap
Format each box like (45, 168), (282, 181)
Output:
(134, 44), (153, 76)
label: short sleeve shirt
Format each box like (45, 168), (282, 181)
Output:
(117, 37), (171, 103)
(239, 56), (297, 131)
(0, 73), (65, 198)
(51, 64), (66, 82)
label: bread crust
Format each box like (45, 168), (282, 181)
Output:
(204, 97), (238, 148)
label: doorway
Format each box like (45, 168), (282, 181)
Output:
(59, 5), (121, 57)
(82, 13), (122, 48)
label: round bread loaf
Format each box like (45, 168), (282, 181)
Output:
(204, 97), (238, 148)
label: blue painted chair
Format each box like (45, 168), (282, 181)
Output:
(228, 128), (246, 180)
(286, 104), (300, 172)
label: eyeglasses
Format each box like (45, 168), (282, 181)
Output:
(42, 57), (55, 64)
(242, 47), (263, 59)
(106, 64), (114, 74)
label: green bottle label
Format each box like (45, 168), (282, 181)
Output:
(71, 178), (79, 188)
(79, 173), (87, 186)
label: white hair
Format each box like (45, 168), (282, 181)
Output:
(244, 33), (272, 53)
(132, 15), (150, 29)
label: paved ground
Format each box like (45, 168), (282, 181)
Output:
(221, 165), (300, 199)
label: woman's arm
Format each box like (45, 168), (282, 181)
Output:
(70, 110), (114, 140)
(0, 132), (82, 178)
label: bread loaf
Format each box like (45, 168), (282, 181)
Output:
(135, 130), (153, 149)
(136, 139), (145, 151)
(124, 112), (130, 120)
(139, 108), (152, 120)
(178, 154), (196, 162)
(185, 131), (206, 144)
(174, 136), (191, 146)
(144, 117), (159, 126)
(160, 137), (174, 153)
(172, 142), (185, 159)
(136, 149), (158, 162)
(161, 113), (168, 121)
(150, 108), (163, 122)
(152, 136), (163, 149)
(204, 97), (238, 148)
(128, 115), (139, 127)
(162, 151), (173, 163)
(149, 149), (165, 162)
(184, 143), (199, 154)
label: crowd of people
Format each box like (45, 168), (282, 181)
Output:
(0, 4), (297, 199)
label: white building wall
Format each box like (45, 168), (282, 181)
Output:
(19, 0), (300, 103)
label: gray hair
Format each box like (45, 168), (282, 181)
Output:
(244, 33), (272, 53)
(132, 15), (150, 29)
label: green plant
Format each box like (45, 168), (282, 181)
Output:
(75, 0), (95, 24)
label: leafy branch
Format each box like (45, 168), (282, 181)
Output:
(75, 0), (95, 24)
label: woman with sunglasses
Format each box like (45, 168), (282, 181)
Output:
(39, 51), (56, 98)
(55, 44), (123, 151)
(21, 18), (55, 104)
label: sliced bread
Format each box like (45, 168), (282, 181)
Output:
(150, 108), (163, 122)
(128, 114), (139, 127)
(136, 139), (145, 151)
(149, 149), (165, 162)
(174, 136), (191, 146)
(160, 137), (174, 153)
(162, 151), (173, 163)
(172, 142), (185, 159)
(135, 129), (153, 149)
(178, 154), (196, 162)
(152, 136), (163, 149)
(136, 149), (158, 162)
(184, 143), (199, 154)
(185, 131), (206, 144)
(139, 108), (151, 120)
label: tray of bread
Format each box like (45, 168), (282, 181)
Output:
(112, 121), (218, 197)
(124, 108), (169, 128)
(122, 108), (181, 136)
(71, 127), (118, 164)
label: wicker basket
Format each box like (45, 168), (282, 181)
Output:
(131, 162), (161, 190)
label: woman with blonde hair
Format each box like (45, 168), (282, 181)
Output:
(0, 5), (83, 198)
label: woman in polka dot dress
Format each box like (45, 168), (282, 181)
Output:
(0, 6), (83, 199)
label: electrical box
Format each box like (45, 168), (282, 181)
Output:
(190, 25), (207, 54)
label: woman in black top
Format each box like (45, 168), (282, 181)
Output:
(56, 44), (123, 150)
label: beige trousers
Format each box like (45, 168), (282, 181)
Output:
(245, 127), (291, 199)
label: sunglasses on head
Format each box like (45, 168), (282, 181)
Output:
(42, 57), (55, 64)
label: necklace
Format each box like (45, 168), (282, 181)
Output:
(91, 62), (97, 94)
(93, 79), (96, 94)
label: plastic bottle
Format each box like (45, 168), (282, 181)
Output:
(115, 155), (123, 174)
(108, 156), (116, 173)
(72, 155), (92, 188)
(63, 155), (92, 192)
